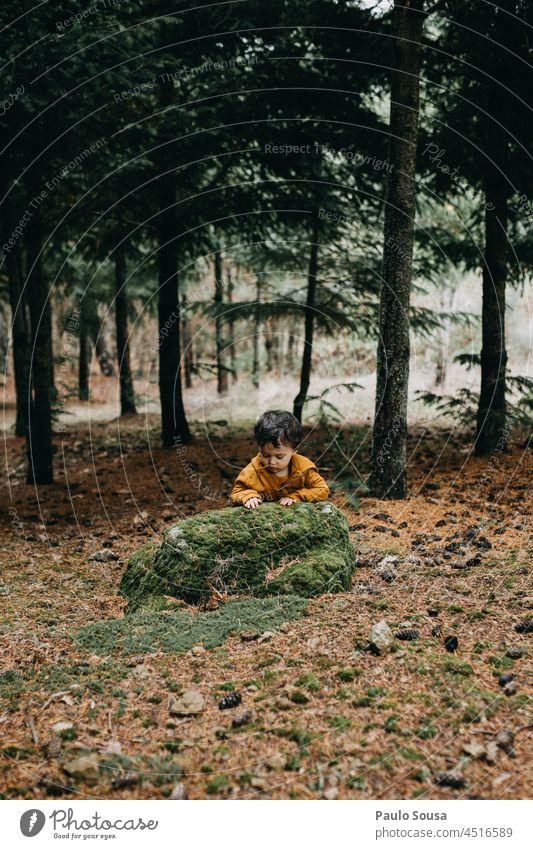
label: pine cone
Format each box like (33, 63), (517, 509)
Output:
(218, 691), (242, 710)
(394, 629), (419, 641)
(444, 635), (458, 652)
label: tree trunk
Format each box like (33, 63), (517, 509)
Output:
(78, 322), (90, 401)
(5, 243), (31, 435)
(25, 185), (54, 484)
(293, 214), (320, 423)
(434, 281), (457, 388)
(214, 249), (228, 394)
(252, 275), (261, 388)
(475, 173), (508, 455)
(156, 169), (191, 446)
(114, 248), (137, 415)
(368, 0), (425, 499)
(93, 334), (115, 376)
(226, 266), (237, 382)
(181, 296), (193, 389)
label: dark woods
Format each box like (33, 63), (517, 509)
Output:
(1, 0), (532, 493)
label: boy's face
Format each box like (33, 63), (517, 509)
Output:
(258, 441), (295, 474)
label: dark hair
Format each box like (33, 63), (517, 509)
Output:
(254, 410), (303, 449)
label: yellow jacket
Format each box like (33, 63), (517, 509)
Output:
(230, 452), (329, 505)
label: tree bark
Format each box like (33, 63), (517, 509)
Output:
(226, 266), (237, 382)
(434, 280), (457, 388)
(114, 247), (137, 415)
(214, 249), (228, 394)
(293, 214), (320, 423)
(25, 184), (54, 484)
(5, 243), (31, 435)
(252, 274), (261, 388)
(475, 172), (508, 455)
(181, 296), (193, 389)
(78, 322), (89, 401)
(368, 0), (425, 499)
(156, 169), (191, 446)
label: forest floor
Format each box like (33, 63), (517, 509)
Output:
(0, 414), (531, 801)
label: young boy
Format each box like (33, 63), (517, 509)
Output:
(230, 410), (329, 508)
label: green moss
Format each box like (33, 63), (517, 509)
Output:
(73, 595), (308, 657)
(328, 715), (351, 730)
(119, 502), (356, 608)
(206, 775), (229, 794)
(0, 661), (128, 708)
(337, 667), (362, 682)
(442, 659), (473, 676)
(294, 672), (321, 692)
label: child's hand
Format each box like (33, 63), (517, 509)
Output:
(244, 497), (262, 509)
(279, 496), (295, 506)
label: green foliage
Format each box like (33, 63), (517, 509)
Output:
(73, 595), (308, 656)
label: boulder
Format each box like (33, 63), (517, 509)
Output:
(120, 502), (356, 609)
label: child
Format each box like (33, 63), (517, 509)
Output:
(230, 410), (329, 508)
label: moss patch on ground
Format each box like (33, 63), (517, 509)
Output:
(119, 502), (356, 608)
(73, 595), (308, 656)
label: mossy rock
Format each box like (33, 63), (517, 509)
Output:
(120, 502), (356, 609)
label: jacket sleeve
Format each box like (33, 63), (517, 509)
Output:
(230, 468), (262, 505)
(289, 467), (329, 502)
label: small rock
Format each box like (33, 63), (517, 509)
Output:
(428, 607), (439, 618)
(498, 674), (514, 688)
(100, 740), (122, 755)
(250, 776), (269, 791)
(133, 511), (150, 528)
(265, 753), (286, 770)
(373, 512), (393, 523)
(503, 681), (517, 696)
(258, 631), (274, 643)
(434, 769), (466, 789)
(307, 637), (320, 649)
(169, 690), (205, 716)
(462, 741), (485, 759)
(505, 647), (524, 660)
(492, 773), (512, 788)
(170, 782), (187, 800)
(240, 632), (260, 642)
(52, 721), (74, 734)
(88, 549), (118, 562)
(275, 696), (292, 711)
(131, 664), (150, 680)
(191, 645), (206, 657)
(495, 728), (515, 755)
(279, 623), (291, 634)
(431, 625), (442, 637)
(63, 756), (100, 782)
(484, 742), (499, 764)
(324, 786), (339, 800)
(398, 521), (408, 528)
(231, 709), (252, 728)
(368, 620), (395, 655)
